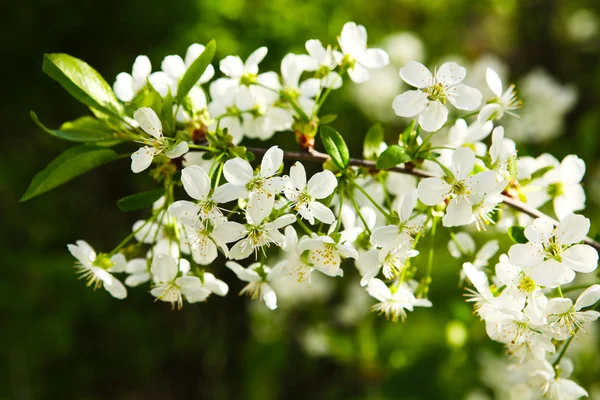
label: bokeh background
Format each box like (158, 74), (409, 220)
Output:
(2, 0), (600, 399)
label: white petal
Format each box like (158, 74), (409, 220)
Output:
(399, 61), (433, 88)
(134, 107), (163, 139)
(486, 68), (503, 98)
(476, 240), (499, 263)
(443, 198), (473, 227)
(125, 258), (147, 274)
(477, 104), (501, 124)
(164, 142), (189, 159)
(508, 243), (545, 267)
(245, 47), (268, 72)
(151, 254), (178, 283)
(560, 155), (585, 184)
(262, 284), (278, 310)
(396, 189), (418, 223)
(103, 273), (127, 299)
(555, 214), (590, 245)
(417, 178), (450, 205)
(225, 261), (259, 282)
(125, 272), (150, 287)
(212, 222), (247, 244)
(367, 278), (391, 302)
(228, 239), (254, 260)
(436, 62), (466, 86)
(451, 147), (476, 181)
(131, 146), (156, 173)
(213, 183), (248, 203)
(181, 165), (211, 200)
(447, 84), (482, 111)
(247, 193), (274, 225)
(562, 245), (599, 273)
(392, 90), (429, 117)
(265, 214), (296, 230)
(290, 162), (307, 189)
(132, 55), (151, 81)
(575, 284), (600, 310)
(203, 273), (229, 296)
(113, 73), (134, 102)
(448, 232), (475, 257)
(339, 22), (367, 56)
(261, 146), (283, 178)
(220, 56), (244, 77)
(527, 259), (569, 287)
(192, 237), (218, 265)
(307, 170), (337, 199)
(223, 158), (254, 186)
(348, 63), (370, 83)
(310, 202), (335, 224)
(161, 55), (186, 80)
(358, 48), (389, 69)
(418, 100), (448, 132)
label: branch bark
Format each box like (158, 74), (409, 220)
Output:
(246, 146), (600, 251)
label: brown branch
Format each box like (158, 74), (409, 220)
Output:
(246, 146), (600, 251)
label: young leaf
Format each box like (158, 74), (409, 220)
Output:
(42, 53), (123, 117)
(161, 90), (175, 135)
(320, 126), (349, 169)
(176, 40), (216, 104)
(117, 188), (166, 212)
(319, 114), (338, 125)
(20, 146), (120, 202)
(363, 123), (384, 160)
(376, 145), (412, 169)
(31, 111), (118, 143)
(508, 226), (528, 244)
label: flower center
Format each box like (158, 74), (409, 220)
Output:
(547, 182), (564, 198)
(425, 82), (447, 103)
(240, 72), (258, 86)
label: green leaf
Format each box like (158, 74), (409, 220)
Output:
(376, 145), (413, 169)
(363, 123), (384, 160)
(401, 120), (416, 147)
(319, 114), (337, 125)
(117, 188), (166, 212)
(42, 53), (123, 117)
(31, 111), (119, 143)
(530, 165), (554, 181)
(508, 226), (528, 244)
(320, 126), (349, 169)
(161, 89), (175, 135)
(176, 40), (216, 105)
(20, 146), (119, 202)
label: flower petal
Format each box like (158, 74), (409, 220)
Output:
(417, 178), (450, 206)
(181, 165), (211, 201)
(260, 146), (283, 178)
(134, 107), (162, 139)
(290, 162), (307, 189)
(310, 202), (335, 224)
(436, 62), (466, 86)
(451, 147), (476, 181)
(307, 170), (337, 199)
(418, 100), (448, 132)
(443, 198), (473, 227)
(555, 214), (590, 245)
(165, 142), (189, 159)
(486, 68), (503, 98)
(392, 90), (429, 117)
(399, 61), (433, 88)
(447, 84), (482, 111)
(151, 254), (178, 283)
(562, 244), (599, 273)
(508, 243), (545, 267)
(223, 158), (254, 186)
(131, 146), (156, 174)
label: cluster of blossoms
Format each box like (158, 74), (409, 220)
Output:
(27, 21), (599, 399)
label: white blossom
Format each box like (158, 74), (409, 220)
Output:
(393, 61), (482, 131)
(130, 107), (189, 173)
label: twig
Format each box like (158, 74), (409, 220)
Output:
(244, 146), (600, 251)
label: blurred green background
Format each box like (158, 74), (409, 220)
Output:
(2, 0), (600, 399)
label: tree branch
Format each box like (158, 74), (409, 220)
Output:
(246, 146), (600, 251)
